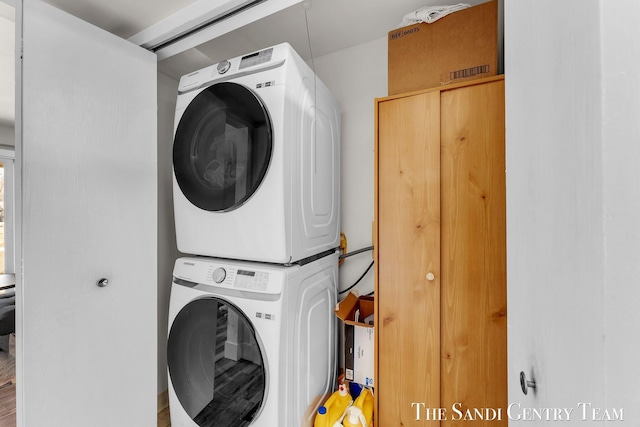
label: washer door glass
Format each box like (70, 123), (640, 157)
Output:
(167, 297), (266, 426)
(173, 82), (273, 211)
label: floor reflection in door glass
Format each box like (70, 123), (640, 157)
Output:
(193, 302), (265, 427)
(168, 297), (266, 427)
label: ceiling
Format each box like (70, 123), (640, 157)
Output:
(0, 0), (493, 126)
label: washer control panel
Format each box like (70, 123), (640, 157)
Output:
(173, 257), (283, 295)
(234, 269), (269, 291)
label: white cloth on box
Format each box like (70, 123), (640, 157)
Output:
(398, 3), (471, 28)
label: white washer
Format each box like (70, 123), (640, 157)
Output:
(172, 43), (341, 264)
(167, 253), (338, 427)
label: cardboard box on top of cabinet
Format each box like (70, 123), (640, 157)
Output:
(335, 292), (375, 388)
(388, 0), (498, 95)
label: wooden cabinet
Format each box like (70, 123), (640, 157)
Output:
(374, 76), (507, 426)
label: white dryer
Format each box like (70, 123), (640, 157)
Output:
(172, 43), (341, 264)
(167, 253), (338, 427)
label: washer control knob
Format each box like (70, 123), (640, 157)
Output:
(212, 267), (227, 284)
(217, 60), (231, 74)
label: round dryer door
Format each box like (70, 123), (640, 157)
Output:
(167, 298), (266, 426)
(173, 82), (273, 211)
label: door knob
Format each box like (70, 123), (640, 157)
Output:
(96, 278), (109, 288)
(520, 371), (536, 395)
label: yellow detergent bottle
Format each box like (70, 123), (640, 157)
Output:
(342, 388), (374, 427)
(314, 384), (352, 427)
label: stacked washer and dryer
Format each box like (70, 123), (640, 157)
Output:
(167, 43), (341, 427)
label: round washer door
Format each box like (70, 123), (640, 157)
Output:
(167, 297), (266, 426)
(173, 82), (273, 211)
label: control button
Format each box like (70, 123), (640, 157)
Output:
(217, 60), (231, 74)
(212, 267), (226, 284)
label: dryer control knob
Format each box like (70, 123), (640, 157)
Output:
(217, 60), (231, 75)
(212, 267), (227, 284)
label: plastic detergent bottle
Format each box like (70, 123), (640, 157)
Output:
(342, 388), (374, 427)
(314, 405), (328, 427)
(314, 384), (352, 427)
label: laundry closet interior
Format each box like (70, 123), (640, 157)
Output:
(11, 0), (511, 425)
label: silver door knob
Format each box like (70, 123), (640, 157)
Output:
(520, 371), (536, 395)
(97, 278), (109, 288)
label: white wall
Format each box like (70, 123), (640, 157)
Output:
(312, 37), (387, 297)
(0, 122), (14, 146)
(157, 71), (180, 393)
(601, 0), (640, 418)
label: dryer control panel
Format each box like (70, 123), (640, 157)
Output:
(177, 43), (291, 94)
(239, 48), (273, 70)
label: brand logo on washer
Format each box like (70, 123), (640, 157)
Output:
(183, 262), (195, 266)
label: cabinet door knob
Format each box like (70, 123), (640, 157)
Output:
(426, 272), (435, 281)
(520, 371), (536, 395)
(97, 278), (109, 288)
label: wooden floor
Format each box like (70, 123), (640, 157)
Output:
(0, 349), (15, 427)
(0, 383), (15, 427)
(158, 406), (171, 427)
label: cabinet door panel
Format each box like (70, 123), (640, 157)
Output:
(440, 80), (507, 424)
(377, 92), (441, 426)
(18, 1), (157, 425)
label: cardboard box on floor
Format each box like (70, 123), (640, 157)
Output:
(388, 0), (498, 95)
(335, 292), (374, 388)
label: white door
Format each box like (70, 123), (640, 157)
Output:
(505, 0), (607, 422)
(16, 1), (157, 425)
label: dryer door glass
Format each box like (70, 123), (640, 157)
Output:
(167, 297), (266, 426)
(173, 82), (272, 212)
